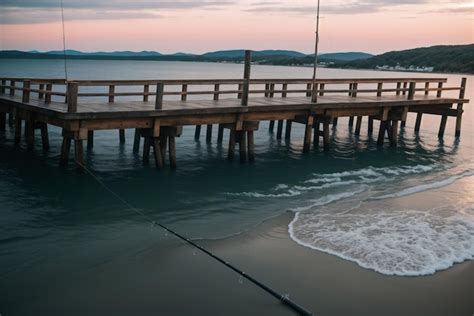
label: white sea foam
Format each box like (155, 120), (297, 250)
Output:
(289, 206), (474, 276)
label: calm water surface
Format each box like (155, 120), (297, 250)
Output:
(0, 60), (473, 312)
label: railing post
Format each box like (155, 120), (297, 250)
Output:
(67, 81), (78, 113)
(396, 82), (401, 96)
(282, 83), (288, 98)
(0, 79), (5, 94)
(377, 82), (383, 97)
(108, 85), (115, 103)
(143, 84), (149, 102)
(155, 82), (164, 110)
(22, 80), (31, 103)
(181, 84), (188, 101)
(9, 80), (15, 96)
(319, 83), (325, 96)
(424, 82), (430, 96)
(436, 82), (443, 98)
(352, 83), (358, 97)
(455, 77), (467, 137)
(44, 83), (52, 103)
(241, 50), (252, 106)
(214, 84), (220, 101)
(38, 84), (45, 99)
(402, 82), (408, 96)
(408, 82), (416, 100)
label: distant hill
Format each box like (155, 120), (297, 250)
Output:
(318, 52), (373, 61)
(202, 50), (307, 59)
(332, 44), (474, 74)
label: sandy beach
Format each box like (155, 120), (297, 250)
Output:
(3, 211), (473, 316)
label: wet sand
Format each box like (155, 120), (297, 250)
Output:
(3, 212), (473, 316)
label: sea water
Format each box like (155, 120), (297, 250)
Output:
(0, 59), (472, 283)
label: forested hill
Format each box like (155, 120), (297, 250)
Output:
(332, 45), (474, 74)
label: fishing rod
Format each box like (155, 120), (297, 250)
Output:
(75, 161), (313, 316)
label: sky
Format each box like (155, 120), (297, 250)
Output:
(0, 0), (472, 54)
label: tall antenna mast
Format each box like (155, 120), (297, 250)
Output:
(311, 0), (321, 103)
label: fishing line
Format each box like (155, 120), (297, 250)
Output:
(75, 160), (312, 316)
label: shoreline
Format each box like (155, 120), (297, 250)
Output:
(1, 57), (472, 76)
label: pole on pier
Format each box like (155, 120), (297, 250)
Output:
(311, 0), (321, 103)
(155, 82), (164, 110)
(455, 77), (467, 137)
(67, 81), (78, 113)
(241, 50), (252, 106)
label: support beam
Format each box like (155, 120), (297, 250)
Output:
(228, 130), (236, 160)
(74, 139), (84, 166)
(303, 116), (314, 153)
(194, 125), (201, 140)
(323, 120), (330, 150)
(285, 120), (292, 140)
(377, 121), (388, 146)
(206, 124), (213, 143)
(276, 120), (283, 139)
(269, 120), (275, 132)
(414, 113), (423, 132)
(354, 116), (362, 136)
(348, 116), (354, 127)
(238, 131), (248, 163)
(14, 118), (21, 144)
(438, 115), (448, 138)
(217, 124), (224, 143)
(152, 137), (164, 169)
(119, 129), (125, 144)
(87, 130), (94, 149)
(455, 77), (467, 138)
(39, 123), (49, 150)
(390, 120), (399, 146)
(168, 136), (177, 169)
(60, 136), (71, 166)
(0, 112), (5, 130)
(247, 130), (255, 162)
(368, 117), (374, 135)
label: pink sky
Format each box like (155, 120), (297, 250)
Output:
(0, 0), (472, 54)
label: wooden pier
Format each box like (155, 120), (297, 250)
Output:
(0, 55), (469, 169)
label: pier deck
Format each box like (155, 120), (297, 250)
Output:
(0, 75), (469, 169)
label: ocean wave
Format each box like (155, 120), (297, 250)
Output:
(289, 206), (474, 276)
(226, 164), (438, 199)
(374, 170), (474, 200)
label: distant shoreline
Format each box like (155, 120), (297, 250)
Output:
(1, 57), (471, 77)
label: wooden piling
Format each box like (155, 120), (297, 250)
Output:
(194, 125), (201, 139)
(206, 124), (213, 143)
(414, 113), (423, 132)
(239, 131), (247, 163)
(39, 123), (49, 150)
(355, 116), (362, 136)
(390, 120), (399, 146)
(228, 130), (236, 160)
(119, 129), (125, 144)
(14, 118), (21, 144)
(247, 131), (255, 162)
(133, 129), (140, 152)
(60, 135), (71, 166)
(217, 124), (224, 143)
(168, 136), (177, 169)
(285, 120), (292, 140)
(276, 120), (283, 139)
(152, 137), (163, 169)
(87, 130), (94, 149)
(303, 116), (314, 153)
(269, 120), (275, 132)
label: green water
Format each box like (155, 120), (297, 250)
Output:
(0, 60), (473, 314)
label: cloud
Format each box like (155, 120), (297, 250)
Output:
(244, 0), (432, 15)
(0, 0), (233, 24)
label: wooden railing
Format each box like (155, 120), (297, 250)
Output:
(0, 77), (467, 114)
